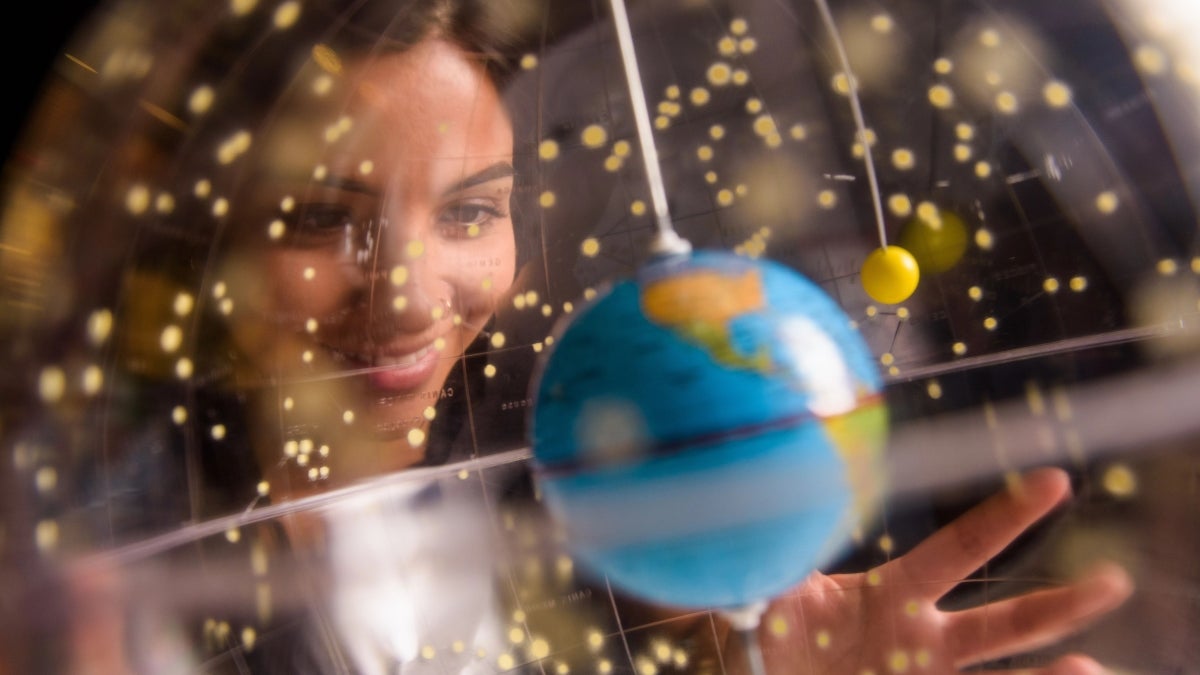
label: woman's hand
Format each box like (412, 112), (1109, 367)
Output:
(741, 467), (1133, 674)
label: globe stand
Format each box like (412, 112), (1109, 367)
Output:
(720, 601), (769, 675)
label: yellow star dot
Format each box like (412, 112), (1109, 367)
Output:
(995, 91), (1019, 114)
(581, 125), (607, 148)
(1103, 463), (1137, 497)
(1043, 80), (1073, 108)
(273, 1), (300, 28)
(769, 615), (789, 636)
(975, 228), (994, 250)
(707, 62), (732, 86)
(888, 194), (912, 217)
(1096, 191), (1119, 214)
(928, 84), (954, 109)
(832, 72), (853, 95)
(1135, 45), (1167, 75)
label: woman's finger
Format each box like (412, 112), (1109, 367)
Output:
(946, 562), (1133, 669)
(891, 467), (1073, 600)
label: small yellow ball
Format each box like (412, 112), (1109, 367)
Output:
(897, 207), (968, 274)
(861, 246), (920, 305)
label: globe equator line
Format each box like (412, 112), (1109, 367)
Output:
(534, 392), (884, 478)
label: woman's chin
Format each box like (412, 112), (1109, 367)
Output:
(358, 366), (455, 443)
(365, 412), (431, 442)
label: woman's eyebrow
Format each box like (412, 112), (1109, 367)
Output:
(443, 161), (515, 194)
(317, 175), (380, 196)
(255, 171), (382, 197)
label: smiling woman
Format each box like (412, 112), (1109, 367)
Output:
(218, 35), (520, 493)
(76, 1), (561, 671)
(4, 0), (1173, 672)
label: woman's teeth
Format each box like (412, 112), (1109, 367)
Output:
(370, 345), (432, 368)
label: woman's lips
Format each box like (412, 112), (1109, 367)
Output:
(326, 343), (441, 393)
(364, 345), (439, 392)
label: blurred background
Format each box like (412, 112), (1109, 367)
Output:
(1, 0), (1199, 672)
(1, 1), (96, 161)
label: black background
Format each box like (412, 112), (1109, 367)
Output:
(2, 0), (99, 164)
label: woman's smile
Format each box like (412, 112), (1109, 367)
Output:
(322, 339), (443, 393)
(362, 345), (439, 392)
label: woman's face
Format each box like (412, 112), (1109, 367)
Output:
(227, 39), (516, 474)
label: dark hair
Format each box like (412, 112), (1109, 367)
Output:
(182, 0), (536, 189)
(314, 0), (531, 88)
(179, 0), (554, 513)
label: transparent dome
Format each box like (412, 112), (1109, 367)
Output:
(1, 0), (1197, 672)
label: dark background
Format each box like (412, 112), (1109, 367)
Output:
(2, 0), (99, 164)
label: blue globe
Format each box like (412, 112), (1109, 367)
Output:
(529, 249), (888, 611)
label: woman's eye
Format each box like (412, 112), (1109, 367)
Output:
(278, 203), (369, 248)
(439, 200), (504, 230)
(294, 204), (356, 232)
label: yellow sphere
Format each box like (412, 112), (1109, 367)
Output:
(861, 246), (920, 304)
(897, 207), (968, 274)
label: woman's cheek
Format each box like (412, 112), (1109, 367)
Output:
(483, 233), (518, 315)
(444, 232), (516, 314)
(492, 234), (518, 303)
(265, 252), (349, 319)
